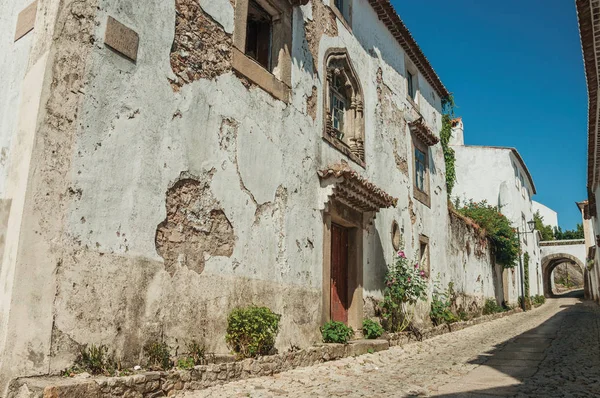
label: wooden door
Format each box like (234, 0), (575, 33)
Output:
(331, 223), (349, 323)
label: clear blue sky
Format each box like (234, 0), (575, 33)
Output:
(392, 0), (588, 230)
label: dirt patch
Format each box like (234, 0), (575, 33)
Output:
(304, 2), (338, 73)
(170, 0), (233, 90)
(156, 172), (235, 275)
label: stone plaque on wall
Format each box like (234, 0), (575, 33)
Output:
(14, 1), (37, 42)
(104, 16), (139, 62)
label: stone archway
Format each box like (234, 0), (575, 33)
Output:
(541, 253), (586, 297)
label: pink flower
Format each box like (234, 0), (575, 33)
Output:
(420, 271), (425, 277)
(407, 278), (411, 283)
(414, 263), (419, 269)
(397, 250), (406, 258)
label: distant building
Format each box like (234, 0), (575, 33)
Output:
(532, 201), (559, 231)
(450, 119), (544, 302)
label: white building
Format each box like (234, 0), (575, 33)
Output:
(450, 118), (544, 303)
(533, 201), (559, 231)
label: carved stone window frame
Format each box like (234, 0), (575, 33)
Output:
(405, 57), (420, 111)
(322, 48), (365, 167)
(233, 0), (293, 102)
(419, 235), (430, 279)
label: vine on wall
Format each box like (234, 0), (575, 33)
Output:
(523, 252), (530, 298)
(441, 96), (456, 197)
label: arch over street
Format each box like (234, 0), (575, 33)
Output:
(540, 240), (586, 297)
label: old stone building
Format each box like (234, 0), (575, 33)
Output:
(0, 0), (514, 392)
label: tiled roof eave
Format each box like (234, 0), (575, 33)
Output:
(409, 118), (439, 146)
(319, 165), (398, 211)
(368, 0), (450, 99)
(576, 0), (599, 207)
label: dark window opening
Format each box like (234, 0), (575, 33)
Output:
(415, 147), (426, 192)
(407, 71), (416, 99)
(246, 0), (272, 71)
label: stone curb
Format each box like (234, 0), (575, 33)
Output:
(6, 306), (540, 398)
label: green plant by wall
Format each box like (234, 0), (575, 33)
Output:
(482, 298), (505, 315)
(441, 96), (456, 197)
(362, 319), (384, 339)
(531, 295), (546, 307)
(523, 252), (530, 298)
(321, 321), (354, 343)
(456, 200), (520, 268)
(144, 340), (172, 370)
(381, 250), (428, 332)
(177, 340), (207, 369)
(430, 283), (458, 326)
(533, 211), (555, 241)
(225, 306), (281, 359)
(65, 344), (117, 376)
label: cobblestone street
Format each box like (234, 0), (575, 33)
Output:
(180, 292), (600, 397)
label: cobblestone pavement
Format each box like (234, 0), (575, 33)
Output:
(179, 292), (600, 397)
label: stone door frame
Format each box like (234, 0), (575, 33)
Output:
(322, 199), (364, 330)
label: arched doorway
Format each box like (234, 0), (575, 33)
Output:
(541, 253), (586, 297)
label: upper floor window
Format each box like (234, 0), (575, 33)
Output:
(330, 74), (347, 134)
(407, 71), (416, 99)
(332, 0), (351, 25)
(232, 0), (293, 102)
(408, 117), (438, 208)
(415, 147), (427, 192)
(245, 1), (272, 70)
(323, 49), (364, 166)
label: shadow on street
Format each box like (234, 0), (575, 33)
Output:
(431, 290), (600, 397)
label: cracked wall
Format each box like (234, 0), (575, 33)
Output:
(0, 0), (470, 388)
(156, 172), (235, 276)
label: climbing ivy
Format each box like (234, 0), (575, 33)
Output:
(441, 96), (456, 197)
(523, 252), (530, 298)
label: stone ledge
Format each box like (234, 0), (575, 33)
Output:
(6, 307), (534, 397)
(6, 341), (386, 398)
(385, 307), (525, 347)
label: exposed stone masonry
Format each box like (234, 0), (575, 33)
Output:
(155, 172), (235, 276)
(170, 0), (233, 90)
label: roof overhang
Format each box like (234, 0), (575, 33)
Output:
(319, 164), (398, 212)
(409, 117), (439, 146)
(367, 0), (450, 99)
(576, 0), (599, 216)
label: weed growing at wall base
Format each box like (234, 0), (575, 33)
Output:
(362, 319), (384, 339)
(321, 321), (354, 344)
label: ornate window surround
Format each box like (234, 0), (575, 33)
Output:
(322, 48), (365, 167)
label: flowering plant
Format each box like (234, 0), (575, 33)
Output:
(381, 250), (428, 332)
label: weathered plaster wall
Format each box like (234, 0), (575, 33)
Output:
(443, 211), (499, 311)
(0, 0), (484, 390)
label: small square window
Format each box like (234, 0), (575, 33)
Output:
(245, 0), (273, 71)
(419, 236), (430, 278)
